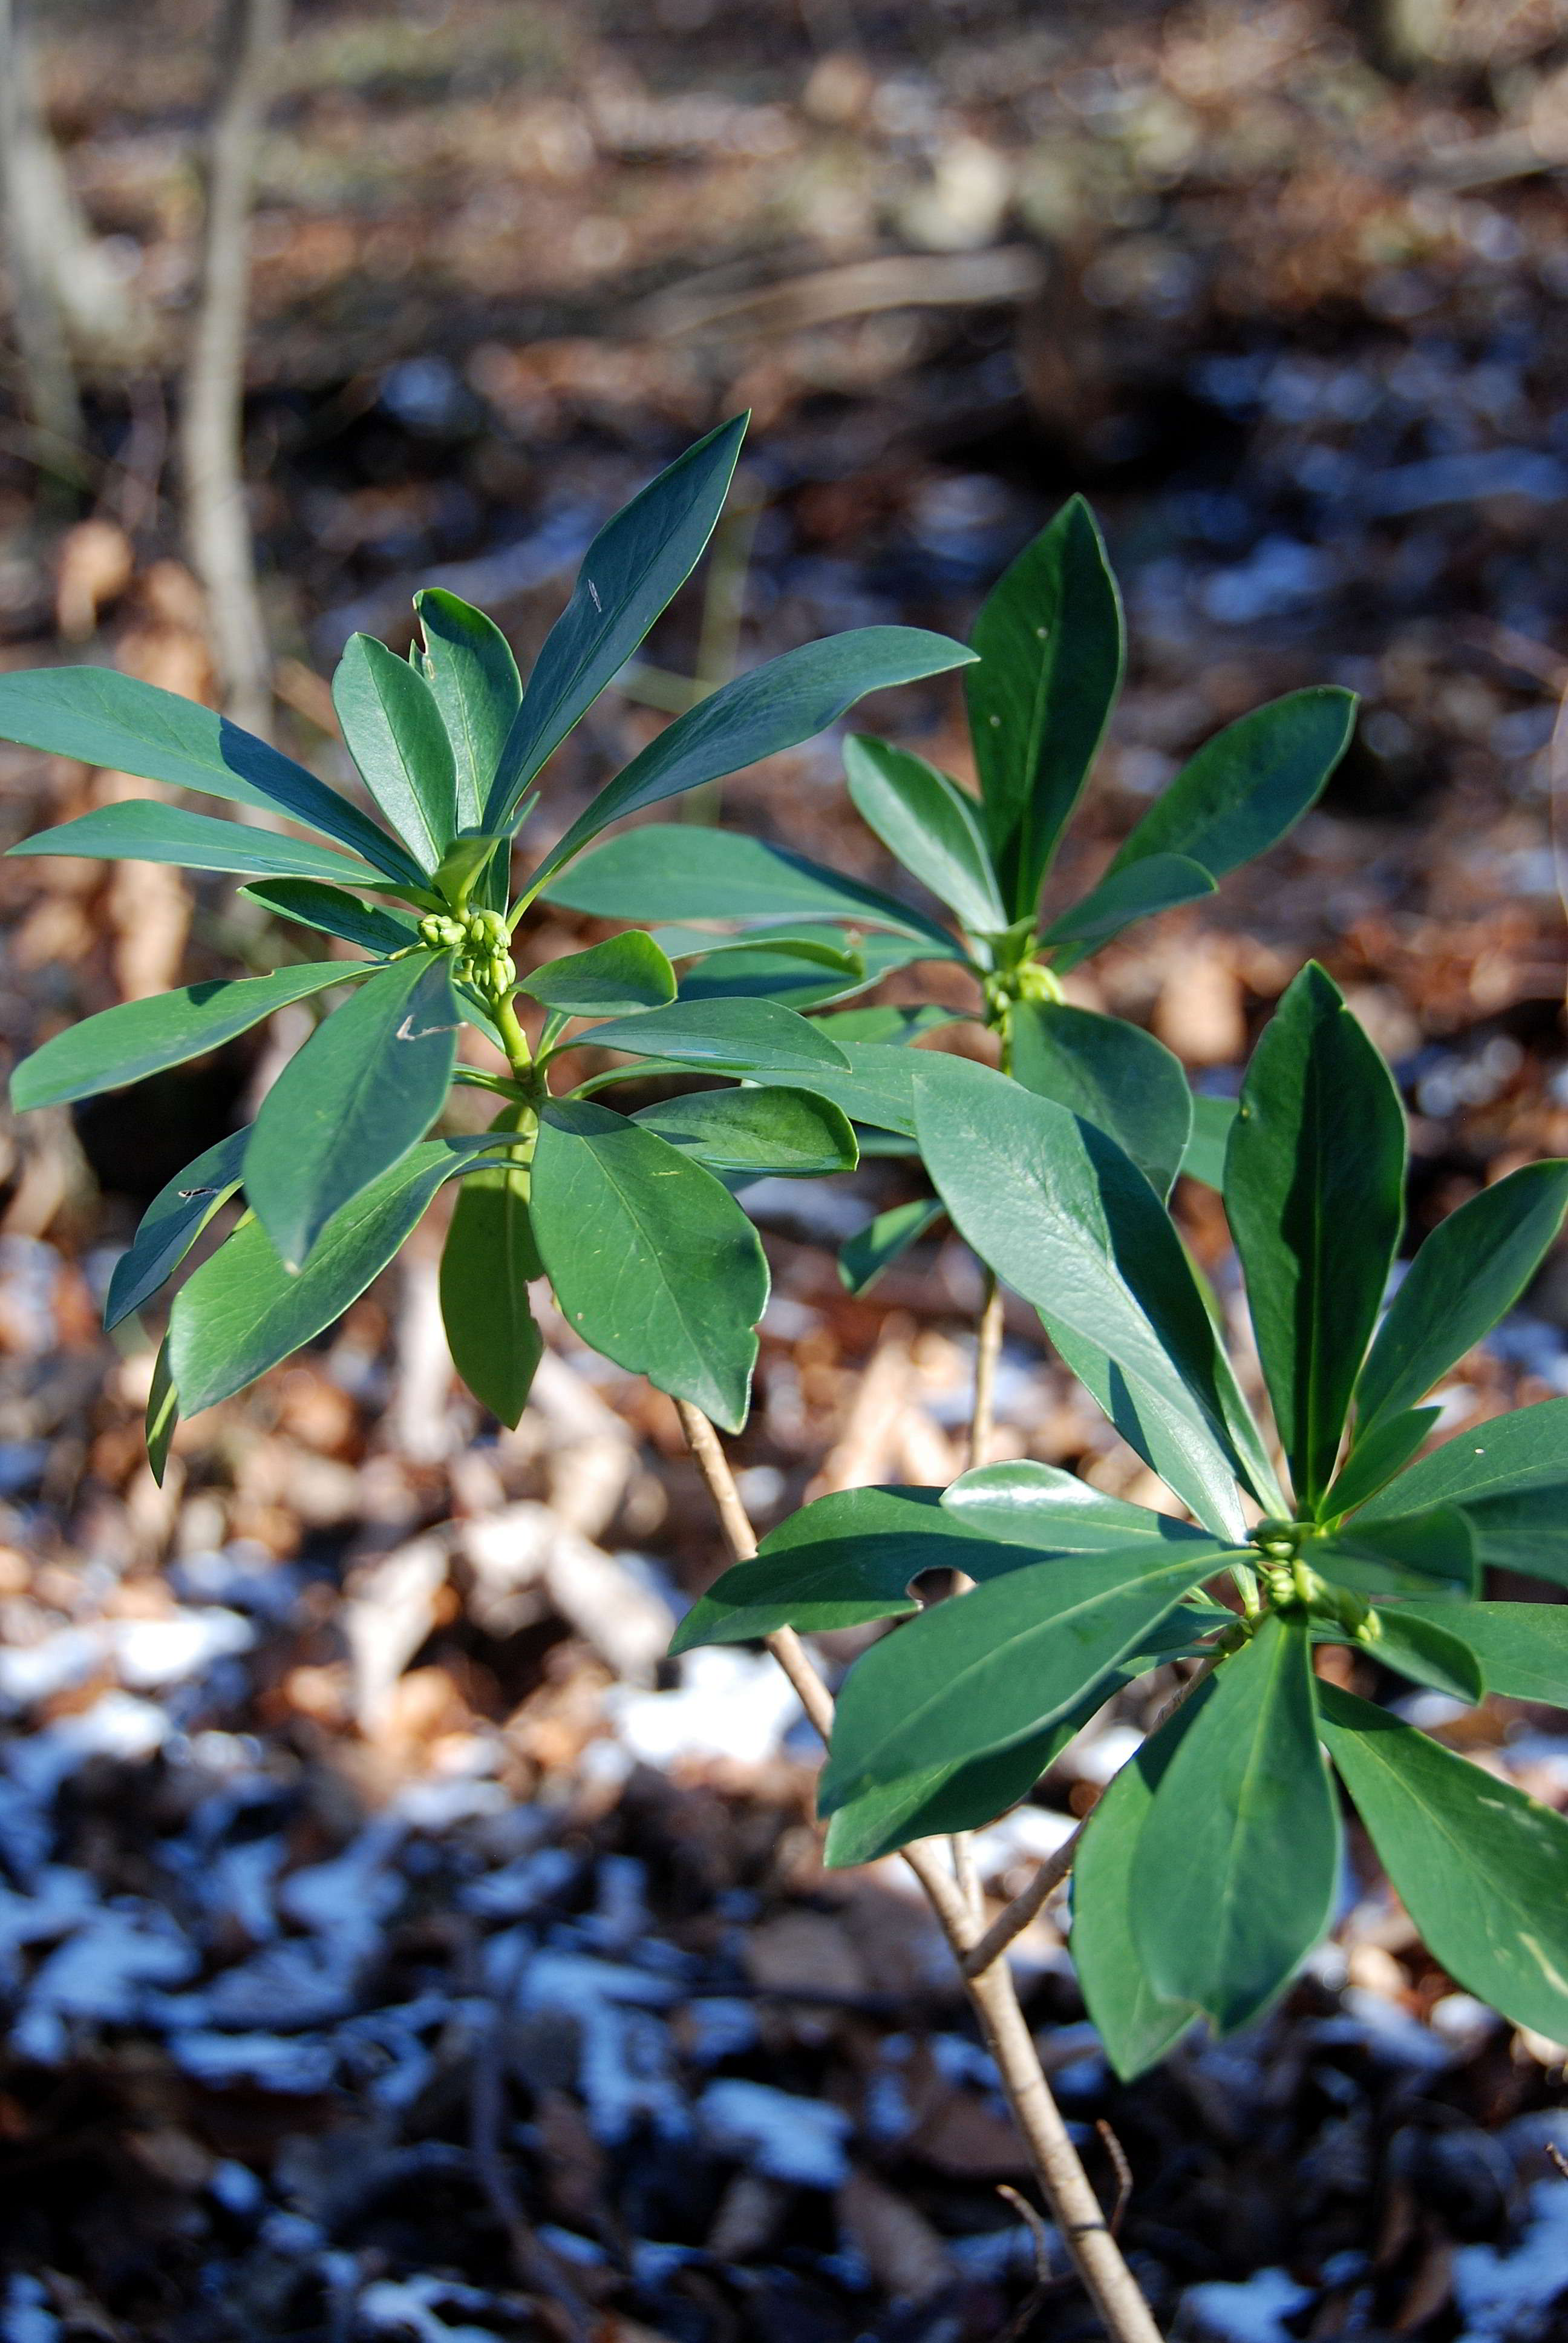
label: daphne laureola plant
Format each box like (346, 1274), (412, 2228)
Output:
(7, 413), (1568, 2341)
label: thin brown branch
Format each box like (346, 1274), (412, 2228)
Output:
(674, 1399), (1166, 2343)
(970, 1270), (1004, 1473)
(1096, 2120), (1134, 2237)
(0, 0), (84, 477)
(180, 0), (288, 739)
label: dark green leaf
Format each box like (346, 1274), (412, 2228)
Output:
(414, 588), (522, 833)
(1397, 1601), (1568, 1706)
(966, 496), (1124, 917)
(1132, 1615), (1339, 2032)
(569, 998), (850, 1078)
(484, 416), (748, 828)
(440, 1106), (543, 1427)
(1365, 1606), (1485, 1703)
(1323, 1407), (1441, 1519)
(8, 801), (387, 888)
(11, 962), (362, 1112)
(169, 1138), (497, 1415)
(1109, 687), (1357, 883)
(530, 629), (979, 890)
(825, 1724), (1079, 1872)
(818, 1541), (1239, 1809)
(531, 1100), (768, 1431)
(546, 824), (959, 955)
(333, 634), (458, 873)
(429, 830), (508, 911)
(245, 952), (460, 1269)
(520, 932), (678, 1017)
(1316, 1505), (1477, 1601)
(0, 664), (422, 885)
(749, 1041), (927, 1138)
(819, 1004), (961, 1047)
(241, 878), (420, 956)
(1354, 1398), (1568, 1587)
(1225, 963), (1406, 1506)
(1010, 1001), (1192, 1201)
(1043, 853), (1215, 969)
(915, 1052), (1249, 1537)
(1071, 1705), (1203, 2079)
(676, 938), (871, 1012)
(839, 1198), (944, 1294)
(633, 1086), (856, 1176)
(1318, 1681), (1568, 2043)
(843, 733), (1006, 933)
(1354, 1162), (1568, 1437)
(941, 1459), (1219, 1555)
(104, 1128), (249, 1331)
(146, 1336), (178, 1486)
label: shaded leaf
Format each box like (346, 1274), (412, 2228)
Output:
(1323, 1407), (1441, 1519)
(440, 1105), (543, 1427)
(1043, 853), (1215, 969)
(840, 1197), (944, 1294)
(1316, 1505), (1477, 1601)
(1354, 1401), (1568, 1587)
(1318, 1682), (1568, 2043)
(9, 801), (388, 888)
(414, 587), (522, 833)
(966, 496), (1124, 916)
(1071, 1704), (1204, 2079)
(1181, 1093), (1238, 1192)
(104, 1128), (249, 1331)
(146, 1336), (178, 1486)
(1132, 1616), (1339, 2033)
(245, 953), (460, 1269)
(531, 1100), (768, 1432)
(521, 932), (678, 1017)
(1010, 1000), (1192, 1201)
(1365, 1606), (1485, 1703)
(1225, 963), (1406, 1506)
(1109, 688), (1356, 882)
(241, 877), (420, 956)
(1397, 1601), (1568, 1707)
(633, 1086), (856, 1176)
(570, 997), (849, 1077)
(11, 962), (362, 1112)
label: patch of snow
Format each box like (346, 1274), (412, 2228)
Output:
(458, 1846), (580, 1918)
(607, 1645), (802, 1768)
(699, 2076), (852, 2187)
(169, 2030), (337, 2093)
(1184, 2267), (1315, 2342)
(679, 1997), (759, 2064)
(2, 2273), (60, 2343)
(110, 1607), (255, 1688)
(1454, 2178), (1568, 2340)
(16, 1904), (197, 2062)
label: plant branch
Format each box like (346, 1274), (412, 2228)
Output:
(970, 1268), (1004, 1472)
(673, 1397), (1166, 2343)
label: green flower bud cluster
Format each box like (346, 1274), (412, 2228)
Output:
(1249, 1518), (1373, 1637)
(416, 906), (517, 1004)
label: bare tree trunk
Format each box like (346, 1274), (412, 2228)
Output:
(180, 0), (289, 740)
(0, 0), (85, 480)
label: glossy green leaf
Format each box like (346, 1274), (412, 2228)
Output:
(245, 952), (460, 1269)
(104, 1127), (249, 1331)
(966, 496), (1125, 917)
(1356, 1399), (1568, 1588)
(520, 932), (678, 1017)
(632, 1086), (856, 1176)
(569, 998), (849, 1078)
(1318, 1681), (1568, 2043)
(818, 1541), (1238, 1809)
(750, 1041), (928, 1138)
(1042, 853), (1215, 969)
(8, 801), (388, 889)
(676, 938), (870, 1013)
(820, 1004), (961, 1047)
(1181, 1093), (1238, 1192)
(439, 1106), (543, 1427)
(1364, 1605), (1485, 1703)
(531, 1101), (768, 1432)
(1226, 964), (1406, 1506)
(1109, 687), (1357, 883)
(429, 830), (508, 911)
(414, 588), (522, 834)
(843, 734), (1006, 933)
(1316, 1505), (1477, 1601)
(0, 664), (423, 885)
(1354, 1163), (1568, 1438)
(545, 824), (959, 955)
(1132, 1615), (1339, 2033)
(825, 1721), (1081, 1872)
(241, 878), (421, 956)
(1010, 1001), (1192, 1201)
(1071, 1705), (1203, 2079)
(333, 634), (458, 873)
(915, 1053), (1248, 1537)
(1323, 1407), (1440, 1519)
(169, 1137), (498, 1415)
(146, 1335), (179, 1486)
(1397, 1601), (1568, 1706)
(11, 962), (362, 1112)
(941, 1458), (1219, 1556)
(484, 416), (748, 828)
(839, 1197), (944, 1294)
(529, 628), (978, 891)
